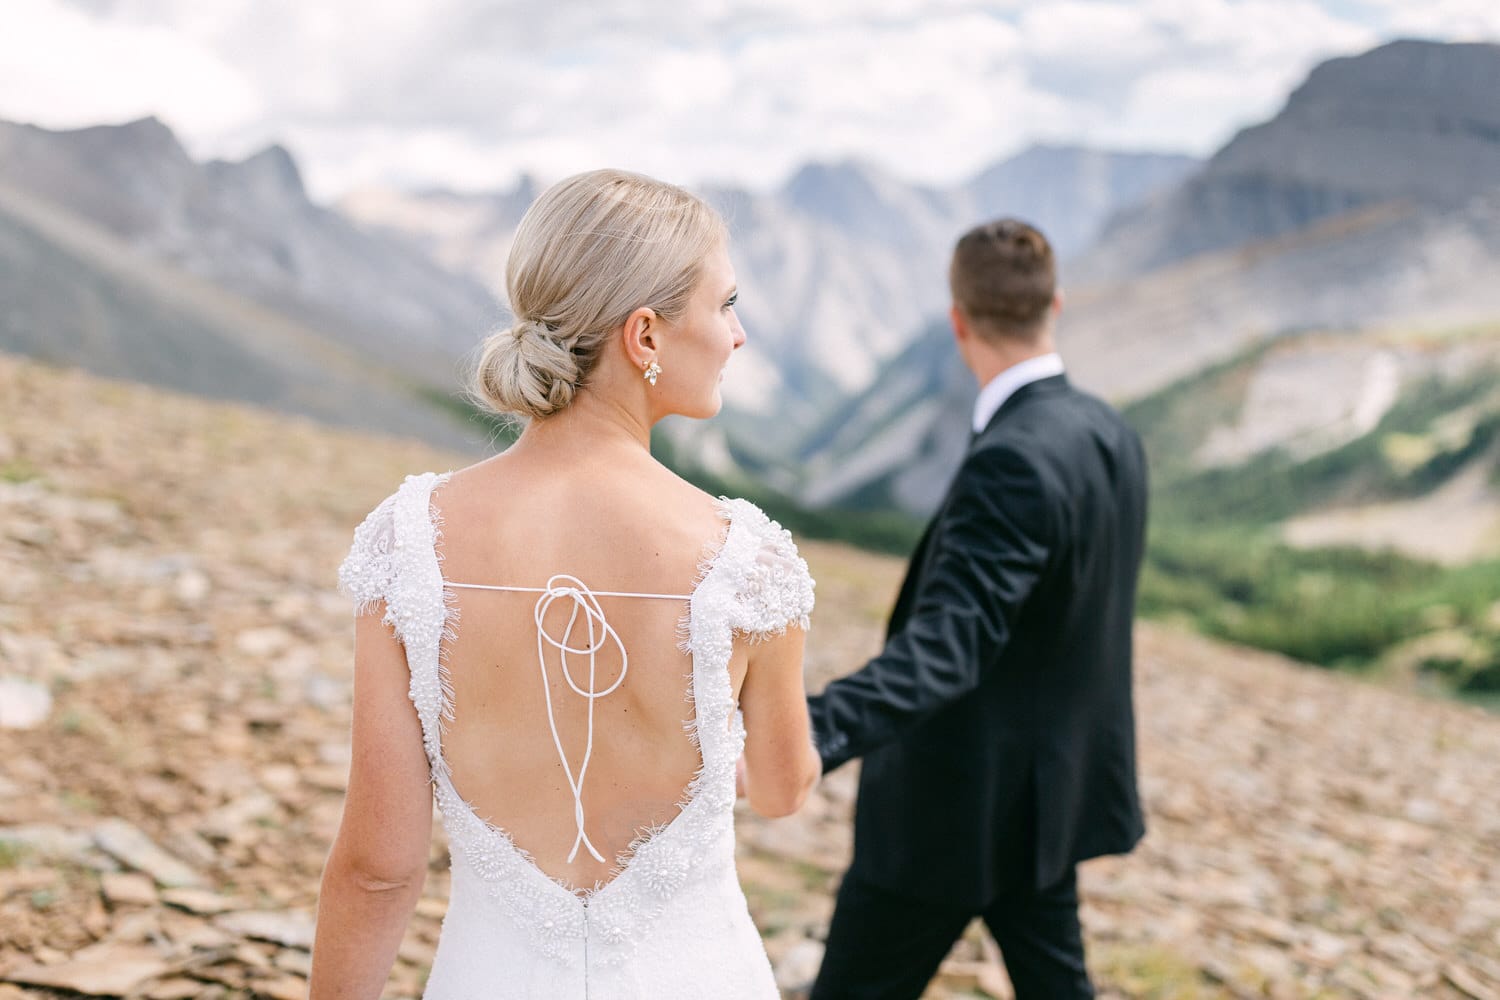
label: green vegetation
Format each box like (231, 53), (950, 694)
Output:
(1119, 341), (1270, 476)
(1141, 526), (1500, 693)
(1134, 370), (1500, 527)
(1126, 342), (1500, 700)
(0, 839), (30, 869)
(1093, 942), (1224, 998)
(0, 457), (40, 483)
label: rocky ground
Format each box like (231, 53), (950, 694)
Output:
(2, 351), (1499, 999)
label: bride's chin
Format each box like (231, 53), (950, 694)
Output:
(694, 390), (724, 420)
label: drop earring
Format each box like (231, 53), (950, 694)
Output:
(643, 360), (661, 386)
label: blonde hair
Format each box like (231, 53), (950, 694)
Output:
(472, 169), (727, 421)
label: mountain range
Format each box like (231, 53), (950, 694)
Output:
(0, 116), (499, 448)
(0, 111), (1191, 464)
(341, 144), (1196, 447)
(3, 38), (1499, 560)
(793, 39), (1500, 516)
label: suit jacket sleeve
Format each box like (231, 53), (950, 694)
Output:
(808, 444), (1054, 772)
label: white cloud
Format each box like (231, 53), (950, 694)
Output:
(1, 0), (1493, 199)
(1355, 0), (1500, 40)
(1067, 0), (1382, 153)
(1117, 65), (1292, 153)
(1021, 2), (1172, 66)
(0, 0), (262, 137)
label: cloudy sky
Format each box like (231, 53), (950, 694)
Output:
(3, 0), (1498, 200)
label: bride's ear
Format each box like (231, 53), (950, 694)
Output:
(621, 306), (660, 369)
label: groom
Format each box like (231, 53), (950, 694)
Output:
(807, 219), (1148, 999)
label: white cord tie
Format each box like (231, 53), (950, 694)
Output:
(448, 575), (691, 864)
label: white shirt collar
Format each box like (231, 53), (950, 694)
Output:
(971, 353), (1065, 434)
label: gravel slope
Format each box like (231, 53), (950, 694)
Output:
(1, 352), (1497, 999)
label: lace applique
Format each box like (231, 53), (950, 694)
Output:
(337, 491), (398, 618)
(338, 472), (457, 776)
(717, 498), (816, 638)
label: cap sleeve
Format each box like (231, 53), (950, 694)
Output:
(725, 501), (815, 638)
(337, 489), (400, 618)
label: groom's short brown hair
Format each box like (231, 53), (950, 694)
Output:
(949, 219), (1056, 340)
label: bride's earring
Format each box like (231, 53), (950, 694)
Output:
(643, 360), (661, 387)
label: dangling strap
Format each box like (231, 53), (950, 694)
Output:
(448, 574), (691, 864)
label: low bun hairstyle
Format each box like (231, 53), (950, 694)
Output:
(472, 169), (727, 421)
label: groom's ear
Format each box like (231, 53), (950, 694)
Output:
(949, 304), (972, 345)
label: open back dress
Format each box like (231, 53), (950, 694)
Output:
(338, 472), (815, 999)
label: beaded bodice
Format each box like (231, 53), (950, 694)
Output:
(338, 472), (814, 979)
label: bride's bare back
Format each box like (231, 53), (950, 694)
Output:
(434, 444), (743, 890)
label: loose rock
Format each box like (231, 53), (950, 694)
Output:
(773, 937), (825, 993)
(0, 677), (51, 730)
(93, 818), (205, 888)
(213, 910), (316, 950)
(160, 887), (238, 915)
(3, 942), (171, 995)
(100, 872), (159, 907)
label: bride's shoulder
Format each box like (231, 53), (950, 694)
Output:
(336, 471), (451, 613)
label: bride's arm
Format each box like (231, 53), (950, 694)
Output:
(310, 609), (433, 999)
(738, 625), (820, 817)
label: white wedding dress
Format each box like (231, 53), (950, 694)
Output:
(338, 472), (815, 999)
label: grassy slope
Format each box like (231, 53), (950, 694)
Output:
(1123, 328), (1500, 697)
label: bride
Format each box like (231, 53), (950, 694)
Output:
(309, 169), (820, 998)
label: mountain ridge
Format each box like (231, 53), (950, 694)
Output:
(0, 115), (501, 385)
(340, 144), (1197, 429)
(1075, 38), (1500, 281)
(0, 179), (480, 450)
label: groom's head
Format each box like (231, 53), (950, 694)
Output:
(948, 219), (1061, 375)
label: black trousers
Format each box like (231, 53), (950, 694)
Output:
(809, 869), (1093, 1000)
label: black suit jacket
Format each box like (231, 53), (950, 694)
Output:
(808, 374), (1148, 906)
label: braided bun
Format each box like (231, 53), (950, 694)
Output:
(474, 318), (581, 420)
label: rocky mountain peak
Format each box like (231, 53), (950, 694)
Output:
(203, 144), (311, 220)
(0, 116), (196, 237)
(67, 115), (190, 163)
(1077, 39), (1500, 281)
(780, 158), (954, 249)
(1209, 37), (1500, 202)
(783, 159), (899, 223)
(0, 111), (500, 402)
(228, 144), (307, 200)
(1289, 38), (1500, 118)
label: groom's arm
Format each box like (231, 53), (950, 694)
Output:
(808, 445), (1053, 773)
